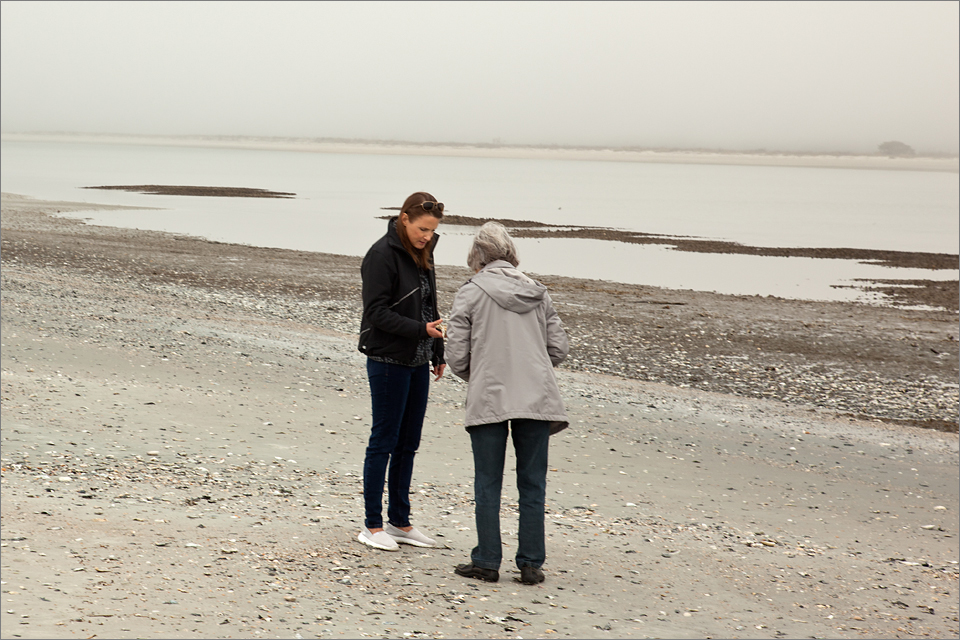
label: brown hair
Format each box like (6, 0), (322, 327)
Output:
(397, 191), (443, 270)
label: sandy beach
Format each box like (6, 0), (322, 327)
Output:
(1, 193), (958, 639)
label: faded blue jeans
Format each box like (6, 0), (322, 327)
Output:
(363, 359), (430, 530)
(467, 419), (550, 571)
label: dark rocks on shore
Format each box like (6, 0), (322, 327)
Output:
(84, 185), (296, 198)
(425, 214), (958, 309)
(513, 227), (959, 271)
(850, 278), (960, 311)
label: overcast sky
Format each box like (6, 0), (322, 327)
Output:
(2, 1), (957, 153)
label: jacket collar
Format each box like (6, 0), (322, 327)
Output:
(385, 216), (405, 251)
(480, 259), (515, 272)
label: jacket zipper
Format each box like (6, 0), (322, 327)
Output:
(389, 287), (419, 309)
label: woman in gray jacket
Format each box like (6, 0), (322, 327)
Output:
(445, 222), (569, 585)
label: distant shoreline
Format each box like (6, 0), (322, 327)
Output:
(3, 131), (958, 172)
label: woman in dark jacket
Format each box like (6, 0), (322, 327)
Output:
(356, 191), (446, 551)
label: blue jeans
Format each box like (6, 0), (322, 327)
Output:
(468, 419), (550, 571)
(363, 359), (430, 530)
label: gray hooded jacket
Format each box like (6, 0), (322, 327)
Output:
(446, 260), (569, 434)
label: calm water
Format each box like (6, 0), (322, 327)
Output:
(2, 138), (957, 304)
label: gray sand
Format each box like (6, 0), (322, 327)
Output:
(2, 194), (957, 639)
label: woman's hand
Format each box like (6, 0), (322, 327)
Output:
(426, 319), (445, 338)
(427, 320), (445, 379)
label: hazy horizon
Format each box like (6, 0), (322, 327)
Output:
(7, 130), (960, 159)
(2, 2), (958, 155)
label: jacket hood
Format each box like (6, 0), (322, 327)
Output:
(470, 260), (546, 314)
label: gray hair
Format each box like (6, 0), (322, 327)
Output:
(466, 221), (520, 272)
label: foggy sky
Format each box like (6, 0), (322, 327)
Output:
(2, 1), (958, 154)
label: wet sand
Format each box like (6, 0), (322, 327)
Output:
(2, 194), (958, 639)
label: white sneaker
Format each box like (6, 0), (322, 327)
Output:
(358, 527), (400, 551)
(384, 523), (436, 548)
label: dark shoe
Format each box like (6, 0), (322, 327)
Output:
(455, 563), (499, 583)
(518, 565), (545, 584)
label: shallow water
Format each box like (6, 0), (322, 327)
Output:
(2, 138), (957, 303)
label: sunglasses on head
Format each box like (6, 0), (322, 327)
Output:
(416, 201), (444, 213)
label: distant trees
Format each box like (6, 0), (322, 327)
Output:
(878, 141), (916, 157)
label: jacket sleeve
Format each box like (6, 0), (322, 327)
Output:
(543, 292), (569, 367)
(361, 249), (428, 340)
(445, 285), (474, 381)
(430, 270), (445, 367)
